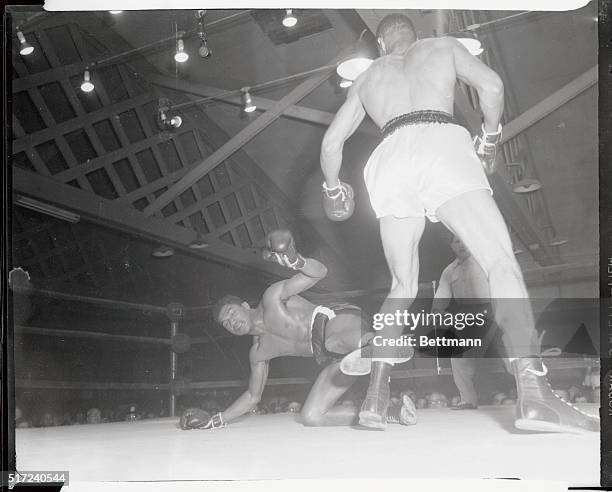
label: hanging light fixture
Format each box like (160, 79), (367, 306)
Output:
(339, 78), (353, 88)
(447, 31), (484, 56)
(512, 178), (542, 194)
(80, 70), (95, 92)
(198, 34), (211, 58)
(17, 31), (34, 56)
(157, 98), (182, 130)
(456, 38), (483, 56)
(336, 30), (376, 81)
(282, 9), (298, 28)
(195, 10), (212, 59)
(241, 87), (257, 113)
(152, 244), (174, 257)
(174, 37), (189, 63)
(189, 230), (209, 249)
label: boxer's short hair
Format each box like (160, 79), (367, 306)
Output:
(212, 295), (245, 323)
(376, 14), (416, 42)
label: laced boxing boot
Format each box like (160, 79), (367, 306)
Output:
(359, 361), (392, 430)
(386, 394), (418, 426)
(513, 358), (599, 433)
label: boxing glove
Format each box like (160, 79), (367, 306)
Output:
(262, 229), (305, 270)
(322, 181), (355, 221)
(179, 408), (225, 430)
(179, 408), (211, 429)
(473, 123), (502, 175)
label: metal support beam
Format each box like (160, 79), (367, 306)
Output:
(501, 66), (598, 143)
(147, 73), (379, 137)
(143, 67), (335, 216)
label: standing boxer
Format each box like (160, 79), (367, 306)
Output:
(179, 230), (416, 430)
(320, 14), (598, 432)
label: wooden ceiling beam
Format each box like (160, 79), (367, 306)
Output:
(143, 66), (336, 216)
(501, 66), (597, 143)
(146, 73), (380, 137)
(12, 168), (348, 292)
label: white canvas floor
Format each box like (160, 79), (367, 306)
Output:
(16, 404), (599, 486)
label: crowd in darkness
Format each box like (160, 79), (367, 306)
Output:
(16, 366), (598, 428)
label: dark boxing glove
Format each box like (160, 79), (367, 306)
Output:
(179, 408), (211, 430)
(322, 181), (355, 221)
(180, 408), (226, 430)
(262, 229), (306, 270)
(473, 123), (502, 175)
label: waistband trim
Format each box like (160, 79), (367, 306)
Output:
(310, 306), (336, 354)
(381, 110), (460, 139)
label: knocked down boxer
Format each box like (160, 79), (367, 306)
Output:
(179, 229), (416, 430)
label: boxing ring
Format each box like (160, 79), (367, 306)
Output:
(16, 406), (598, 486)
(11, 286), (601, 488)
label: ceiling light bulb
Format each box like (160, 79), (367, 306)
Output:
(174, 38), (189, 63)
(170, 115), (182, 128)
(80, 70), (95, 92)
(241, 87), (257, 113)
(152, 245), (174, 257)
(189, 232), (209, 249)
(109, 10), (123, 14)
(339, 78), (352, 88)
(17, 31), (34, 56)
(512, 178), (542, 194)
(282, 9), (298, 28)
(198, 39), (211, 58)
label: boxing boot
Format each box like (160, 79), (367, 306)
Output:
(386, 394), (418, 426)
(359, 361), (392, 430)
(513, 358), (599, 433)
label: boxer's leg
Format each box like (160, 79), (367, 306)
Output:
(359, 215), (425, 429)
(437, 190), (535, 357)
(450, 357), (478, 408)
(300, 362), (359, 426)
(437, 189), (599, 432)
(300, 360), (417, 427)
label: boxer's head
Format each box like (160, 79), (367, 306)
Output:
(213, 295), (252, 335)
(87, 407), (102, 424)
(376, 14), (417, 55)
(450, 236), (471, 261)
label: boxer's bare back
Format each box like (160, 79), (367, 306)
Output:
(355, 37), (502, 131)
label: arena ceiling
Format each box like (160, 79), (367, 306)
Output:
(9, 5), (598, 308)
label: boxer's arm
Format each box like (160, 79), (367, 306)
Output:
(221, 348), (269, 422)
(451, 38), (504, 133)
(265, 257), (328, 301)
(431, 265), (453, 314)
(320, 86), (366, 187)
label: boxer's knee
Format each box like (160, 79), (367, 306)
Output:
(389, 275), (419, 300)
(300, 407), (323, 427)
(476, 250), (521, 281)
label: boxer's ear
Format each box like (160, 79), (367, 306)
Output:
(242, 301), (250, 309)
(377, 37), (386, 55)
